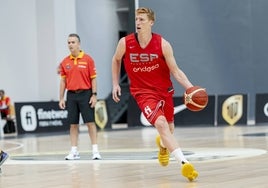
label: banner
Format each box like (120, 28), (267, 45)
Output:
(127, 95), (215, 127)
(15, 101), (69, 134)
(255, 93), (268, 124)
(217, 94), (247, 125)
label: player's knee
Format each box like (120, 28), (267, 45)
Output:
(155, 116), (168, 128)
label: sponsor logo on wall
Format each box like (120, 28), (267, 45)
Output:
(94, 100), (108, 129)
(255, 94), (268, 124)
(15, 102), (69, 134)
(20, 105), (38, 131)
(217, 94), (247, 125)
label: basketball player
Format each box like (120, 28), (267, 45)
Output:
(112, 7), (198, 181)
(59, 33), (101, 160)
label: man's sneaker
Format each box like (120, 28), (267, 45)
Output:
(92, 152), (102, 160)
(65, 152), (80, 160)
(181, 162), (198, 181)
(156, 135), (169, 166)
(0, 151), (9, 166)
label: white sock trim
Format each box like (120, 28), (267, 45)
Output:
(171, 148), (188, 164)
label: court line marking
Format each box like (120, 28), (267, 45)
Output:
(2, 140), (24, 152)
(4, 147), (267, 165)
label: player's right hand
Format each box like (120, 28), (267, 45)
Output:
(59, 99), (66, 109)
(112, 85), (121, 103)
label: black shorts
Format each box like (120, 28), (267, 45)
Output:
(66, 89), (94, 124)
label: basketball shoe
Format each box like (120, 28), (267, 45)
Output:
(181, 162), (198, 181)
(156, 135), (169, 166)
(92, 152), (102, 160)
(65, 151), (80, 160)
(0, 151), (9, 166)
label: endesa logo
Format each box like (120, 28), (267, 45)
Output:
(133, 64), (159, 72)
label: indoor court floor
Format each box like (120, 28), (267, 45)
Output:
(0, 124), (268, 188)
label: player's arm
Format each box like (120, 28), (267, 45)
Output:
(89, 77), (97, 108)
(112, 37), (126, 102)
(162, 38), (193, 90)
(59, 77), (66, 109)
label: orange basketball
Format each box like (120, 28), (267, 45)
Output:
(184, 86), (208, 112)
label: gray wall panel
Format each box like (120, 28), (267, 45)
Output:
(139, 0), (268, 120)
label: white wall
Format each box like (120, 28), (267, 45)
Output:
(36, 0), (76, 101)
(0, 0), (39, 102)
(76, 0), (129, 99)
(0, 0), (76, 102)
(0, 0), (127, 103)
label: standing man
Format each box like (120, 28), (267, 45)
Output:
(59, 33), (101, 160)
(112, 8), (198, 181)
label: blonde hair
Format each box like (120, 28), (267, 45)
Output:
(136, 7), (155, 21)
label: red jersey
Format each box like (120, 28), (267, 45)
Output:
(60, 51), (97, 91)
(124, 33), (173, 97)
(0, 96), (11, 116)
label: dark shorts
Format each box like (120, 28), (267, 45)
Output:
(67, 89), (94, 124)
